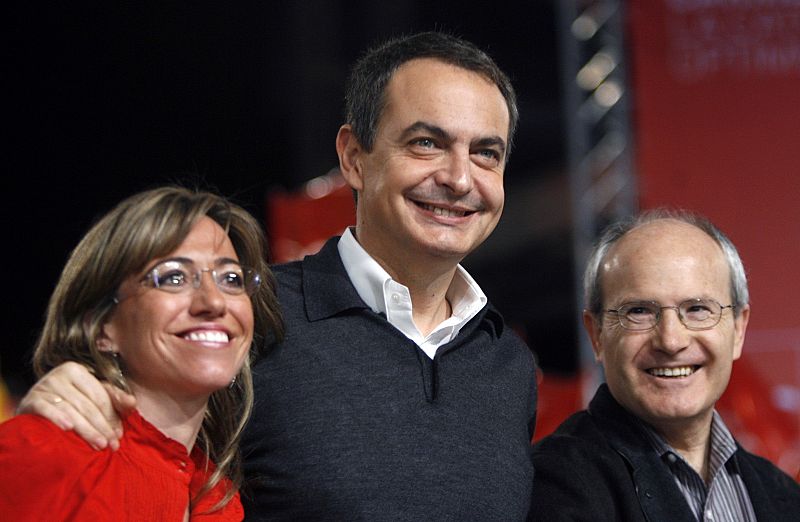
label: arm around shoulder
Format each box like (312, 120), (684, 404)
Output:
(16, 361), (135, 451)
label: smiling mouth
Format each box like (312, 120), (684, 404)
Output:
(415, 201), (474, 218)
(183, 331), (229, 343)
(647, 366), (699, 378)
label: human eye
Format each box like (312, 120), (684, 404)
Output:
(153, 265), (189, 289)
(471, 146), (503, 169)
(682, 299), (713, 320)
(477, 149), (500, 161)
(410, 137), (437, 150)
(623, 303), (656, 322)
(216, 266), (246, 292)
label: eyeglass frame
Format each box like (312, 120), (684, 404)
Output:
(604, 298), (735, 331)
(114, 258), (262, 303)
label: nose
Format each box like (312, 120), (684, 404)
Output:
(653, 307), (690, 354)
(435, 148), (473, 195)
(189, 271), (227, 317)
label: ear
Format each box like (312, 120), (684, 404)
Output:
(96, 321), (118, 354)
(583, 310), (605, 363)
(335, 124), (365, 192)
(731, 304), (750, 361)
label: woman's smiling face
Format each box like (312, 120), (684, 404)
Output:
(102, 216), (254, 402)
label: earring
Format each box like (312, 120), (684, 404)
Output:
(109, 351), (124, 380)
(229, 376), (237, 389)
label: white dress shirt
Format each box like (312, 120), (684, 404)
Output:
(337, 227), (487, 359)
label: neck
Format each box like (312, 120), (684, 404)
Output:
(652, 415), (713, 482)
(385, 256), (457, 336)
(129, 385), (208, 452)
(354, 228), (459, 336)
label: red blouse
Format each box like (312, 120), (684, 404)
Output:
(0, 410), (243, 521)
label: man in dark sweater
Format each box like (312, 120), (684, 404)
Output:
(18, 32), (538, 520)
(530, 210), (800, 521)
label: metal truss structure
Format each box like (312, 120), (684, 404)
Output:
(557, 0), (637, 401)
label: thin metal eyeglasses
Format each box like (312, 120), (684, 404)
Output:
(604, 298), (735, 331)
(139, 259), (261, 296)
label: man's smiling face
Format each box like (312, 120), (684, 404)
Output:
(585, 220), (749, 433)
(349, 58), (509, 267)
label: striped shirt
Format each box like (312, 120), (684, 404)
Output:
(640, 411), (756, 522)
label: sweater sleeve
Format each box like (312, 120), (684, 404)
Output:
(0, 414), (100, 520)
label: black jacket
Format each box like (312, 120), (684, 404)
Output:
(531, 384), (800, 521)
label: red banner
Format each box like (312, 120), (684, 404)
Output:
(628, 0), (800, 475)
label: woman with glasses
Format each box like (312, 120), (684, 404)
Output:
(0, 186), (283, 520)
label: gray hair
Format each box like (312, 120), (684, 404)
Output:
(584, 208), (749, 317)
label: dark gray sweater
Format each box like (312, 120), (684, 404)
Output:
(241, 238), (537, 521)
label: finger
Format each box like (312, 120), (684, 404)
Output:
(16, 390), (110, 450)
(21, 362), (120, 449)
(16, 390), (76, 431)
(105, 384), (137, 416)
(102, 383), (137, 439)
(49, 398), (116, 451)
(56, 380), (122, 446)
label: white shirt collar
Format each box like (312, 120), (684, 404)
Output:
(337, 227), (487, 358)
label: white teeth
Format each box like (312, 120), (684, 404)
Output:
(648, 366), (695, 377)
(184, 331), (229, 343)
(420, 203), (467, 218)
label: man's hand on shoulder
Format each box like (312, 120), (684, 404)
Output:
(16, 362), (136, 451)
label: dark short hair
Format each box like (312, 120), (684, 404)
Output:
(584, 208), (749, 317)
(344, 31), (518, 158)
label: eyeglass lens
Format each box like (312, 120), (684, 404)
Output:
(616, 299), (724, 330)
(145, 260), (260, 295)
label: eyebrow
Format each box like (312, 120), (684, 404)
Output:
(399, 121), (451, 143)
(152, 256), (242, 268)
(472, 136), (507, 156)
(399, 121), (507, 155)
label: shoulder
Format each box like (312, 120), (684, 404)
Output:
(532, 410), (633, 489)
(530, 411), (638, 521)
(483, 302), (532, 353)
(0, 413), (94, 457)
(0, 415), (107, 518)
(533, 410), (609, 461)
(192, 482), (245, 521)
(272, 239), (343, 301)
(273, 259), (302, 290)
(0, 414), (102, 473)
(736, 446), (800, 498)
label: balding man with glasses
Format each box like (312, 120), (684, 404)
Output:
(530, 209), (800, 521)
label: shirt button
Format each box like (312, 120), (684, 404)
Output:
(391, 293), (400, 303)
(706, 512), (714, 521)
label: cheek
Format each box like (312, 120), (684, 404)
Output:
(113, 304), (168, 344)
(233, 299), (255, 338)
(478, 174), (505, 212)
(597, 331), (635, 369)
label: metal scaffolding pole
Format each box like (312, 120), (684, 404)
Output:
(557, 0), (637, 403)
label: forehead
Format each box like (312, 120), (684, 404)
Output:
(170, 216), (237, 258)
(601, 220), (731, 302)
(379, 58), (509, 139)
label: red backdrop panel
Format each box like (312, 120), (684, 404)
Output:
(628, 0), (800, 475)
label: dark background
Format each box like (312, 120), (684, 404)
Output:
(5, 2), (575, 397)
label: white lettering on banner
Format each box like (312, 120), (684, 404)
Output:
(663, 3), (800, 80)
